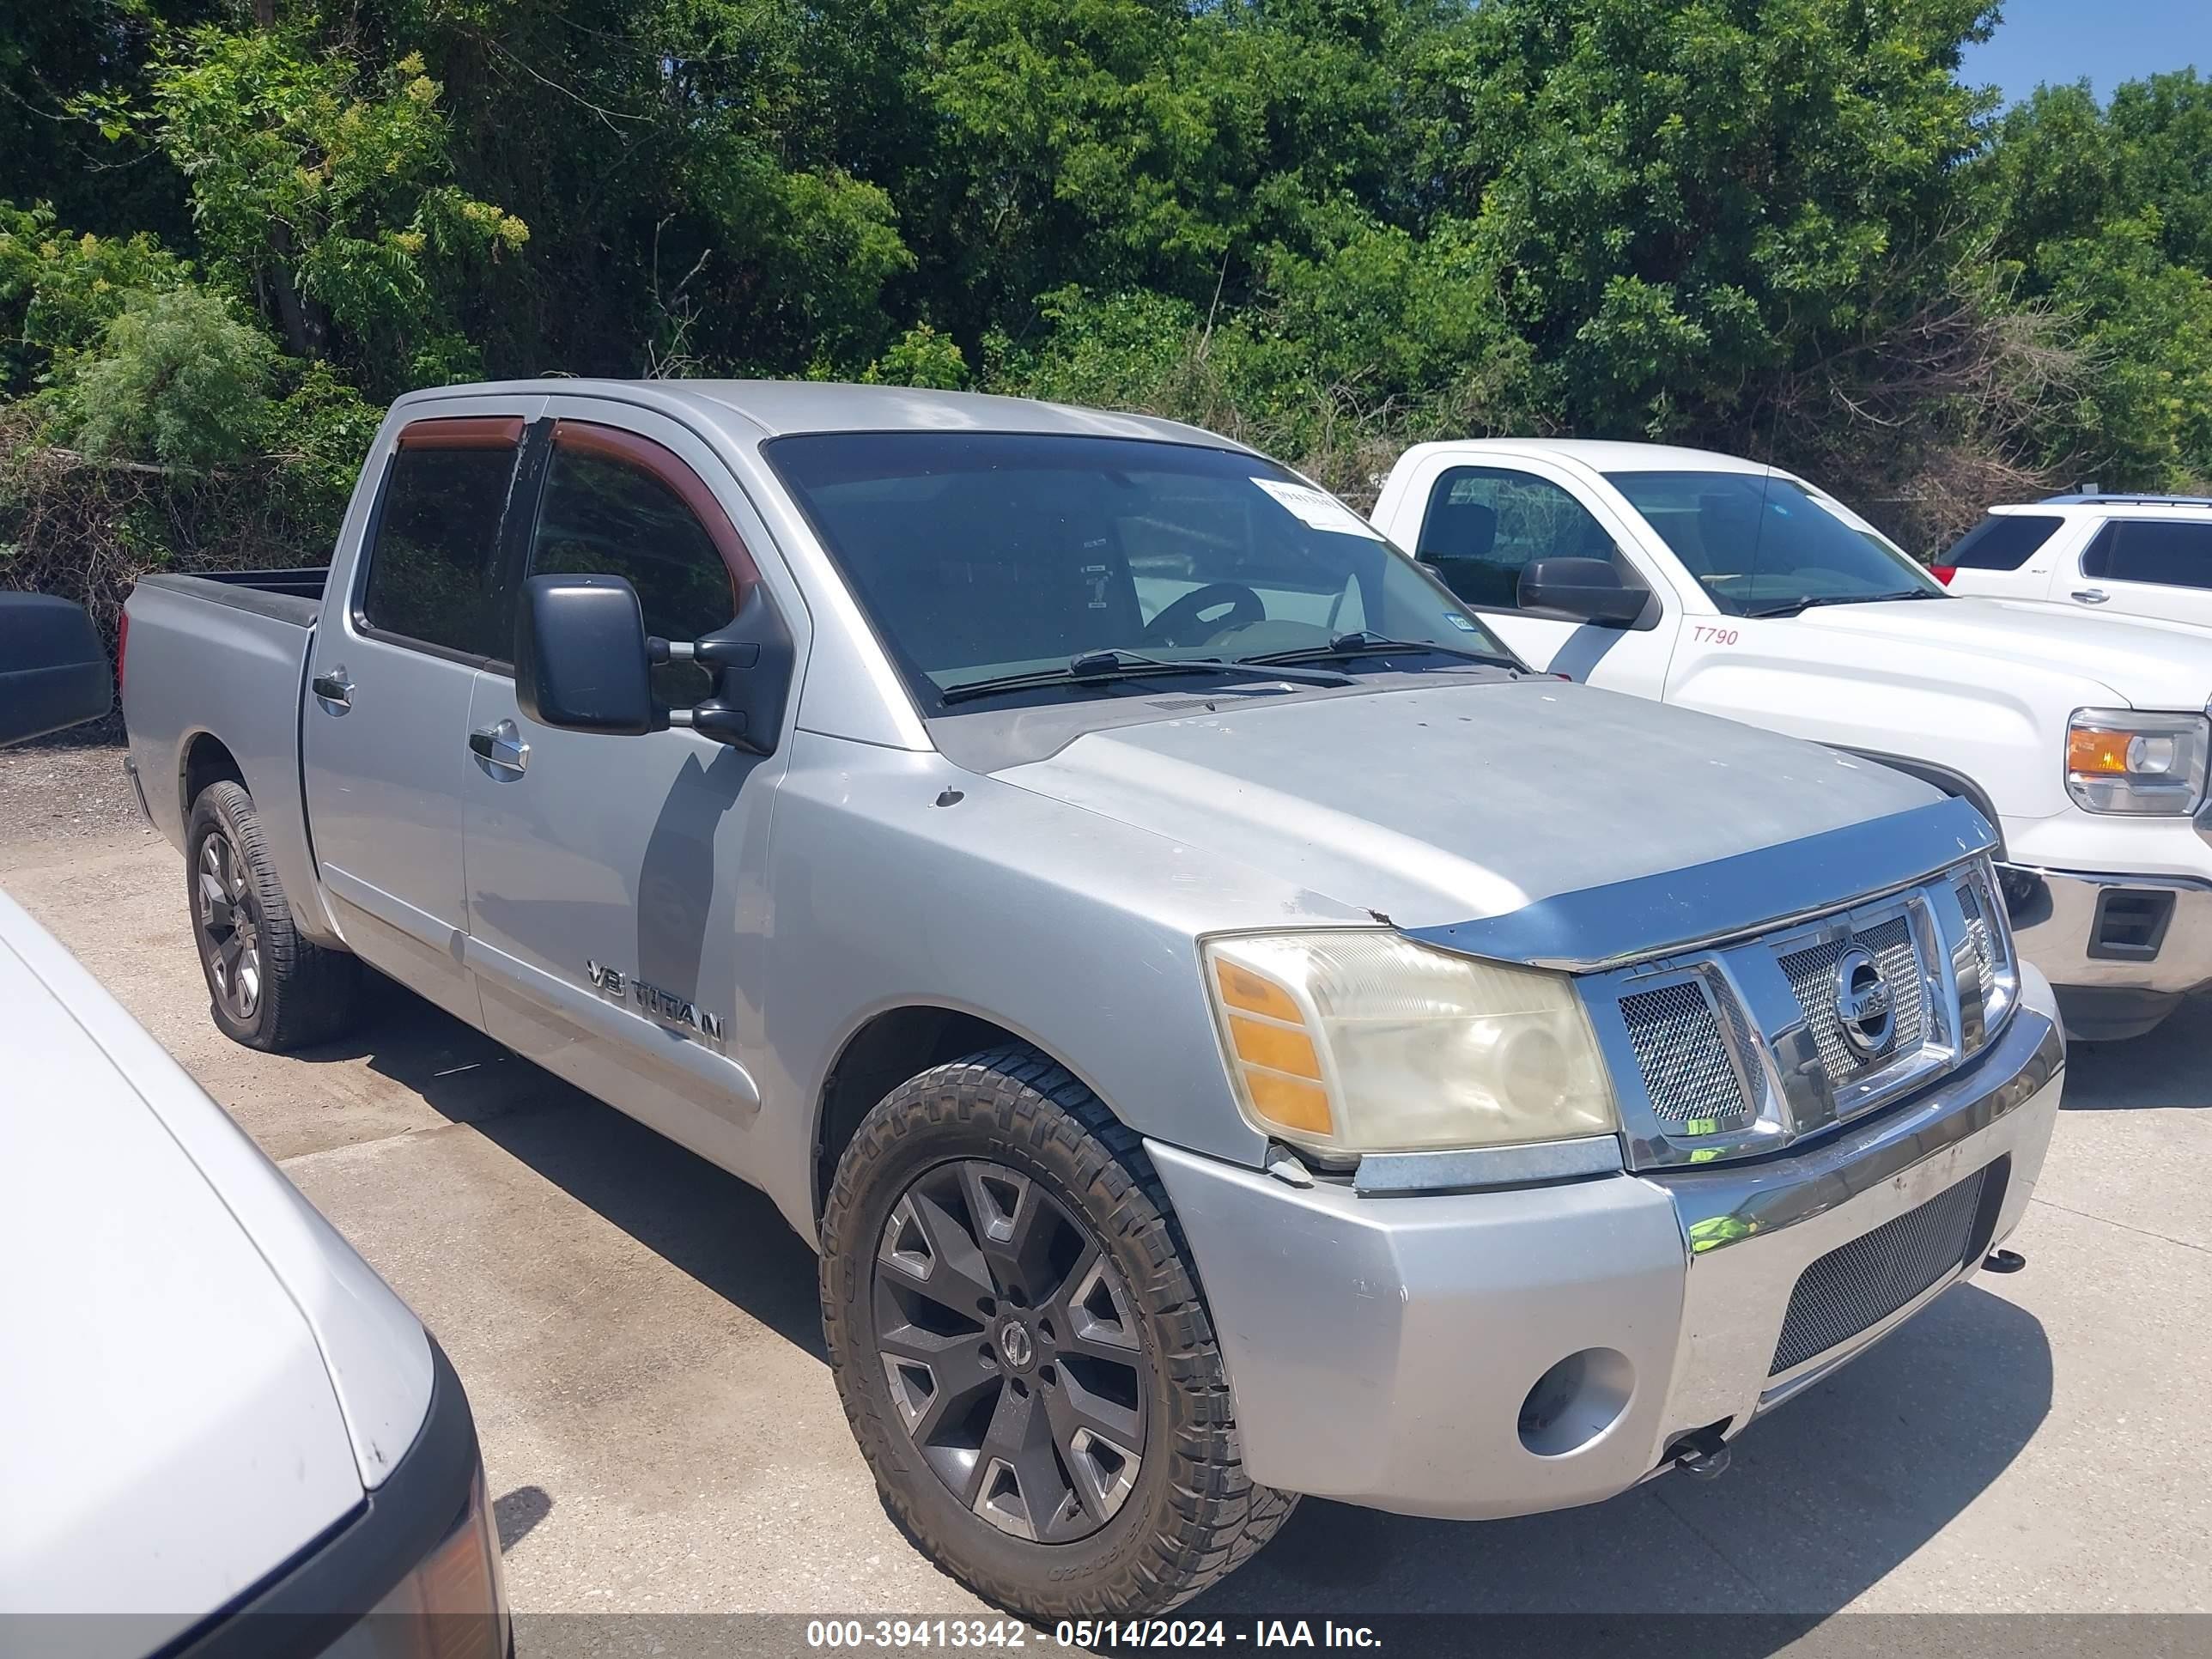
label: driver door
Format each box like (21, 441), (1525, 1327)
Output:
(1406, 459), (1678, 692)
(460, 402), (806, 1176)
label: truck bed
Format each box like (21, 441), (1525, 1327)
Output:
(121, 570), (340, 943)
(135, 569), (330, 629)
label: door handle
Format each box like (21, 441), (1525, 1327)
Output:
(311, 667), (353, 708)
(2071, 588), (2110, 605)
(469, 720), (530, 775)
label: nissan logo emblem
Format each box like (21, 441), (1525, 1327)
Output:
(1832, 946), (1895, 1061)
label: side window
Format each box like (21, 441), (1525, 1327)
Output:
(1417, 466), (1627, 610)
(530, 432), (743, 703)
(1942, 513), (2063, 572)
(2080, 522), (2115, 580)
(2091, 520), (2212, 590)
(358, 436), (520, 659)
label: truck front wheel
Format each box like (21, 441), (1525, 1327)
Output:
(820, 1047), (1295, 1620)
(185, 780), (362, 1051)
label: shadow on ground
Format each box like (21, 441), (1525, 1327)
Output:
(300, 977), (2054, 1629)
(288, 974), (827, 1358)
(2061, 988), (2212, 1110)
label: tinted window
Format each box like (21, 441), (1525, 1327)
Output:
(530, 447), (738, 702)
(1607, 471), (1942, 616)
(2082, 520), (2212, 590)
(1942, 513), (2063, 571)
(765, 433), (1511, 706)
(360, 447), (519, 658)
(1418, 466), (1640, 610)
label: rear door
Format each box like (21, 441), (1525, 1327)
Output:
(301, 404), (539, 1025)
(2073, 517), (2212, 626)
(1934, 511), (2069, 600)
(460, 402), (805, 1175)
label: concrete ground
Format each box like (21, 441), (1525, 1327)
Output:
(4, 753), (2209, 1629)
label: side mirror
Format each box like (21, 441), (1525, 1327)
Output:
(515, 574), (656, 736)
(514, 572), (794, 756)
(1517, 558), (1650, 628)
(0, 593), (112, 748)
(655, 582), (794, 756)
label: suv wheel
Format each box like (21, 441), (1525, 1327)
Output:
(822, 1046), (1295, 1620)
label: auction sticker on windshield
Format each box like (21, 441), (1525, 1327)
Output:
(1250, 477), (1384, 540)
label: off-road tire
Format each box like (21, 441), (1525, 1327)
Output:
(821, 1045), (1297, 1620)
(186, 780), (362, 1051)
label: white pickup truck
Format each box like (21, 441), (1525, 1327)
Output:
(1373, 440), (2212, 1040)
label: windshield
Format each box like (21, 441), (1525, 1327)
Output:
(766, 432), (1517, 708)
(1605, 471), (1942, 616)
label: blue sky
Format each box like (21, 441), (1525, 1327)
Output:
(1960, 0), (2208, 106)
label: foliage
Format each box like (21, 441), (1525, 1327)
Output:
(3, 0), (2210, 624)
(69, 286), (276, 469)
(143, 27), (528, 392)
(1979, 71), (2212, 493)
(0, 203), (192, 392)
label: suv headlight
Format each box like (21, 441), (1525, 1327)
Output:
(1201, 930), (1617, 1160)
(2067, 709), (2209, 814)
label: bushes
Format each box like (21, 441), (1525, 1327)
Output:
(2, 0), (2209, 611)
(69, 288), (276, 470)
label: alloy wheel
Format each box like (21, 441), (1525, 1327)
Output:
(872, 1159), (1146, 1544)
(196, 828), (263, 1024)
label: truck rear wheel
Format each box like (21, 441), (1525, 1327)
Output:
(186, 780), (362, 1052)
(820, 1046), (1295, 1620)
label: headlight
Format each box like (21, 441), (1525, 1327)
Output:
(371, 1458), (509, 1659)
(2066, 708), (2209, 814)
(1201, 930), (1617, 1159)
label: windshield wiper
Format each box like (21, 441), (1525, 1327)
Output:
(1743, 591), (1946, 620)
(1238, 631), (1522, 672)
(939, 650), (1352, 706)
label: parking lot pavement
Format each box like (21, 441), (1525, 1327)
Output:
(5, 778), (2210, 1623)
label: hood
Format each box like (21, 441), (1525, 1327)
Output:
(997, 677), (1942, 930)
(1797, 597), (2212, 711)
(0, 898), (379, 1638)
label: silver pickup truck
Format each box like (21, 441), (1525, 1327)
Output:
(122, 380), (2064, 1619)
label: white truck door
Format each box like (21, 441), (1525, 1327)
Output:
(301, 407), (539, 1028)
(1389, 453), (1678, 691)
(459, 404), (799, 1174)
(2070, 517), (2212, 626)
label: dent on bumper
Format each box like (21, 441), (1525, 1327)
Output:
(1149, 983), (2064, 1522)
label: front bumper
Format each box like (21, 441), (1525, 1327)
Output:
(1148, 979), (2063, 1522)
(2003, 864), (2212, 1036)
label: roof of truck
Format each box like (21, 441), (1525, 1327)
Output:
(392, 378), (1249, 450)
(1401, 437), (1778, 476)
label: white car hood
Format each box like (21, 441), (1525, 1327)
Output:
(0, 893), (428, 1637)
(1000, 676), (1944, 929)
(1796, 597), (2212, 710)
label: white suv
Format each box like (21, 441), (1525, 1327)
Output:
(1937, 494), (2212, 626)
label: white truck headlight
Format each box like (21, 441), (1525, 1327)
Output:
(2066, 709), (2209, 815)
(1201, 931), (1617, 1160)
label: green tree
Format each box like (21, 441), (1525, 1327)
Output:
(68, 286), (276, 469)
(145, 24), (526, 392)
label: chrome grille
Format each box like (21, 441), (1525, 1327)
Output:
(1770, 1166), (1992, 1375)
(1956, 878), (1995, 989)
(1778, 915), (1926, 1083)
(1618, 980), (1753, 1133)
(1584, 854), (2009, 1171)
